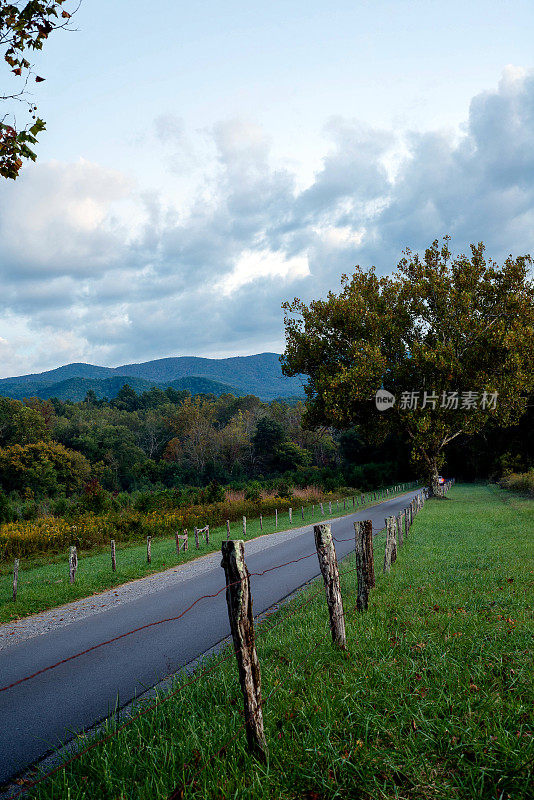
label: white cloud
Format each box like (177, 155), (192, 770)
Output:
(219, 249), (310, 295)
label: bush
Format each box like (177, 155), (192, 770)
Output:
(499, 470), (534, 496)
(275, 479), (294, 500)
(244, 481), (262, 502)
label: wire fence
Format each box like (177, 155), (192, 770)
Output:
(2, 480), (453, 798)
(6, 481), (419, 603)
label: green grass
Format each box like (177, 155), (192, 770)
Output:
(0, 490), (410, 624)
(21, 484), (534, 799)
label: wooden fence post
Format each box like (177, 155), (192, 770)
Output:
(363, 519), (375, 588)
(13, 558), (19, 601)
(301, 506), (304, 520)
(320, 502), (324, 515)
(343, 498), (346, 510)
(397, 513), (404, 547)
(194, 527), (200, 549)
(260, 514), (263, 531)
(313, 523), (346, 649)
(275, 509), (278, 529)
(175, 531), (180, 555)
(329, 501), (332, 515)
(243, 516), (247, 537)
(69, 546), (78, 584)
(205, 525), (210, 545)
(383, 518), (396, 573)
(289, 507), (292, 523)
(354, 521), (369, 611)
(226, 520), (230, 541)
(221, 540), (268, 762)
(404, 510), (409, 540)
(176, 533), (188, 551)
(111, 539), (116, 571)
(147, 536), (151, 564)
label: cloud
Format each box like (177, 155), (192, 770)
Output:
(0, 68), (533, 376)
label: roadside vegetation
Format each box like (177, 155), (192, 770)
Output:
(0, 485), (412, 624)
(499, 470), (534, 497)
(22, 484), (534, 800)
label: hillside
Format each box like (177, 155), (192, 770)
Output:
(0, 353), (305, 402)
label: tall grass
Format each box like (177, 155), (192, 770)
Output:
(0, 488), (339, 561)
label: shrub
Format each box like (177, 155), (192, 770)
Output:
(499, 470), (534, 496)
(244, 481), (262, 502)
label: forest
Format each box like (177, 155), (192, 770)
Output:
(0, 381), (532, 527)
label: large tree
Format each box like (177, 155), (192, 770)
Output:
(1, 0), (76, 179)
(281, 239), (534, 493)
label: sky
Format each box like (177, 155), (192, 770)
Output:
(0, 0), (533, 377)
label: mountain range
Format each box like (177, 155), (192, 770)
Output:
(0, 353), (306, 402)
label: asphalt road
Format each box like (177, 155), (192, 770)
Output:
(0, 490), (419, 784)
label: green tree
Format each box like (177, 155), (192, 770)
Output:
(1, 0), (76, 179)
(282, 240), (534, 493)
(0, 440), (90, 495)
(0, 397), (50, 445)
(252, 417), (285, 460)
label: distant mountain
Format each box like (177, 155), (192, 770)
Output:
(0, 353), (305, 402)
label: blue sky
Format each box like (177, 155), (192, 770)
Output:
(0, 0), (533, 376)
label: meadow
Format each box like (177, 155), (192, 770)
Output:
(23, 484), (534, 799)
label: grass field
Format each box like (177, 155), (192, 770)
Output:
(0, 490), (411, 624)
(21, 484), (534, 800)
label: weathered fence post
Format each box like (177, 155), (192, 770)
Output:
(383, 518), (396, 573)
(176, 533), (188, 551)
(397, 512), (404, 547)
(226, 519), (230, 541)
(175, 531), (180, 554)
(354, 521), (370, 611)
(404, 510), (409, 540)
(69, 546), (78, 584)
(13, 559), (19, 601)
(352, 496), (355, 508)
(194, 527), (200, 549)
(221, 540), (268, 762)
(301, 506), (304, 520)
(147, 536), (151, 564)
(259, 514), (263, 531)
(111, 539), (116, 572)
(243, 516), (247, 537)
(320, 502), (324, 515)
(363, 519), (375, 588)
(289, 507), (292, 523)
(205, 525), (210, 545)
(329, 501), (332, 515)
(313, 523), (346, 649)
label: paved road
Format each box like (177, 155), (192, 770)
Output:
(0, 491), (419, 784)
